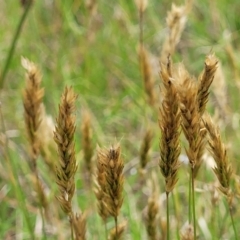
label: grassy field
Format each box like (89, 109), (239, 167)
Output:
(0, 0), (240, 239)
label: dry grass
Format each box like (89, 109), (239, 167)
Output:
(95, 144), (124, 237)
(159, 58), (181, 194)
(203, 114), (233, 196)
(2, 1), (240, 239)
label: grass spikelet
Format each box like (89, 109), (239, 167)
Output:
(197, 54), (218, 116)
(54, 86), (78, 216)
(81, 110), (93, 179)
(203, 114), (232, 196)
(177, 68), (203, 170)
(96, 144), (124, 235)
(95, 145), (111, 223)
(22, 57), (48, 226)
(139, 45), (156, 106)
(71, 212), (87, 240)
(139, 129), (153, 173)
(160, 1), (192, 64)
(159, 58), (181, 194)
(22, 57), (44, 167)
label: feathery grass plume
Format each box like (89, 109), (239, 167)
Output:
(176, 66), (205, 170)
(139, 46), (156, 106)
(54, 86), (78, 216)
(81, 110), (93, 180)
(160, 1), (192, 64)
(22, 57), (48, 218)
(71, 212), (86, 240)
(95, 145), (111, 223)
(22, 57), (44, 168)
(108, 221), (127, 240)
(139, 129), (153, 174)
(197, 54), (218, 116)
(192, 53), (218, 177)
(159, 58), (181, 194)
(203, 114), (232, 196)
(96, 144), (124, 234)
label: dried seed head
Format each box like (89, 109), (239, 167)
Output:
(159, 58), (181, 193)
(203, 114), (233, 196)
(54, 86), (78, 215)
(96, 144), (124, 219)
(197, 54), (218, 116)
(22, 57), (44, 163)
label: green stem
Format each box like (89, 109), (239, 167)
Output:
(166, 192), (170, 240)
(0, 1), (33, 89)
(172, 191), (180, 240)
(188, 171), (192, 224)
(191, 168), (197, 240)
(228, 198), (238, 239)
(115, 216), (118, 236)
(104, 221), (108, 240)
(0, 106), (35, 239)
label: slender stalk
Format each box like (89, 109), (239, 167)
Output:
(191, 169), (197, 240)
(115, 216), (118, 237)
(104, 221), (108, 240)
(188, 175), (192, 224)
(227, 200), (237, 239)
(0, 105), (35, 239)
(70, 214), (74, 240)
(0, 1), (33, 89)
(166, 192), (170, 240)
(172, 191), (180, 240)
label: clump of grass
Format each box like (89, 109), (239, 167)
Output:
(54, 86), (80, 238)
(95, 144), (124, 239)
(159, 58), (181, 240)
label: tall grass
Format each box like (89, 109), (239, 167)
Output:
(0, 0), (240, 239)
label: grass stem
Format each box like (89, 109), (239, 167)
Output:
(0, 1), (33, 89)
(166, 192), (170, 240)
(228, 200), (237, 239)
(191, 168), (197, 240)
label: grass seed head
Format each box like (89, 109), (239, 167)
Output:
(54, 86), (78, 215)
